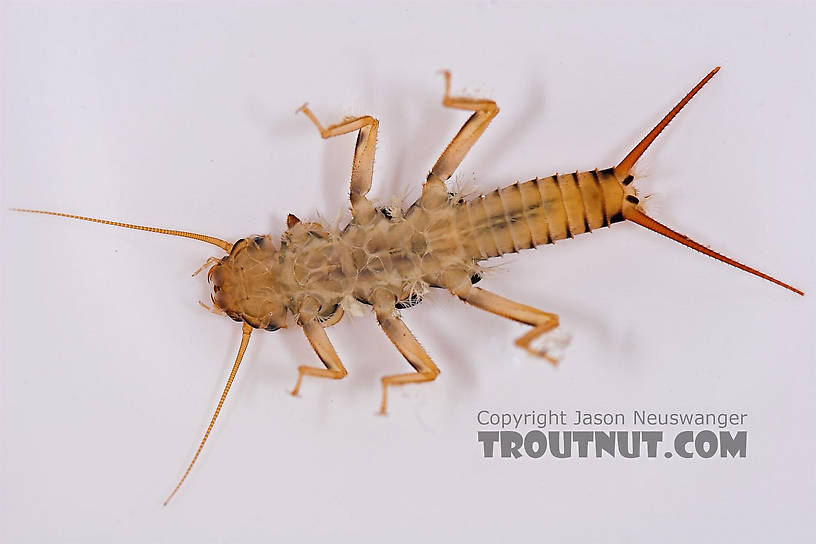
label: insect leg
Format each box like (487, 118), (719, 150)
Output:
(290, 321), (348, 396)
(372, 292), (440, 414)
(422, 71), (499, 208)
(450, 284), (561, 363)
(297, 104), (378, 223)
(163, 322), (253, 506)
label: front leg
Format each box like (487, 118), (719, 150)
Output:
(297, 104), (378, 223)
(422, 71), (500, 208)
(290, 321), (348, 397)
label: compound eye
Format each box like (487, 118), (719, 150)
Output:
(259, 306), (288, 331)
(226, 311), (242, 322)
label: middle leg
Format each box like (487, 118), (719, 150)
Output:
(372, 291), (440, 414)
(297, 104), (378, 223)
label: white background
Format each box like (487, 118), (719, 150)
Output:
(1, 2), (814, 542)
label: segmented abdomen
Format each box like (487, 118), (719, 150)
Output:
(455, 168), (626, 260)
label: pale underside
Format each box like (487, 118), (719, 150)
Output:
(165, 68), (751, 503)
(25, 68), (784, 505)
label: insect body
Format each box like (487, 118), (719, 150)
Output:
(13, 68), (803, 504)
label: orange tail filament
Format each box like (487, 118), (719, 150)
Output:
(624, 208), (803, 296)
(615, 67), (720, 177)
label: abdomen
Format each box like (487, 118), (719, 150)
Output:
(454, 169), (626, 260)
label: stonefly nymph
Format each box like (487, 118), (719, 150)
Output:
(13, 67), (803, 504)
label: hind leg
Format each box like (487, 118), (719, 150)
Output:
(297, 104), (378, 223)
(422, 71), (499, 208)
(450, 285), (561, 363)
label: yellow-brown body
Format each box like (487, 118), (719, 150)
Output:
(16, 68), (800, 505)
(209, 168), (632, 331)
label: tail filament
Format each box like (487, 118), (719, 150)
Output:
(624, 208), (803, 296)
